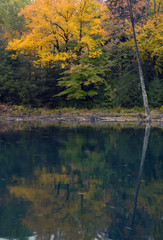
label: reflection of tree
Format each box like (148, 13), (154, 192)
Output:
(130, 124), (163, 240)
(8, 164), (163, 239)
(58, 126), (144, 187)
(3, 124), (163, 240)
(9, 166), (111, 239)
(0, 198), (31, 239)
(130, 124), (151, 239)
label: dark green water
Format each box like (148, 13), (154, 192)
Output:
(0, 122), (162, 240)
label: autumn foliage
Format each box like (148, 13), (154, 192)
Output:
(7, 0), (109, 67)
(0, 0), (162, 107)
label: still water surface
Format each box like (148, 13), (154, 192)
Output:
(0, 122), (162, 240)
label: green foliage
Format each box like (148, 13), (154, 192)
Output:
(0, 40), (20, 103)
(57, 57), (105, 102)
(148, 77), (163, 107)
(0, 0), (30, 37)
(103, 84), (114, 108)
(114, 73), (143, 108)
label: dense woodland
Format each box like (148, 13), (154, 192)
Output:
(0, 0), (162, 109)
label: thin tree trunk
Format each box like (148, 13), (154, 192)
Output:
(127, 0), (151, 123)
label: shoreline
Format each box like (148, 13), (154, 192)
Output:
(0, 112), (163, 126)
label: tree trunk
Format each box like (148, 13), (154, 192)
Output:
(127, 0), (151, 122)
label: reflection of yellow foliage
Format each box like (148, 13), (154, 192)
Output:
(9, 186), (45, 203)
(62, 166), (67, 173)
(8, 163), (163, 239)
(139, 181), (163, 215)
(85, 178), (102, 199)
(8, 165), (112, 238)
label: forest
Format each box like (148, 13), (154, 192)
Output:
(0, 0), (162, 109)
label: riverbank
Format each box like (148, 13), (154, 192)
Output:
(0, 104), (163, 125)
(0, 110), (163, 125)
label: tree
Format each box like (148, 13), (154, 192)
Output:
(0, 38), (20, 104)
(0, 0), (31, 38)
(105, 0), (159, 111)
(7, 0), (108, 68)
(136, 14), (163, 74)
(56, 55), (106, 102)
(6, 0), (110, 104)
(126, 0), (151, 122)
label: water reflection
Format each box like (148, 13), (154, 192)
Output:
(130, 124), (151, 239)
(0, 122), (162, 240)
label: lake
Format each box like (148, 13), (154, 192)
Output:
(0, 122), (162, 240)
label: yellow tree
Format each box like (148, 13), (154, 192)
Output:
(136, 0), (163, 74)
(136, 14), (163, 74)
(7, 0), (108, 68)
(126, 2), (163, 74)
